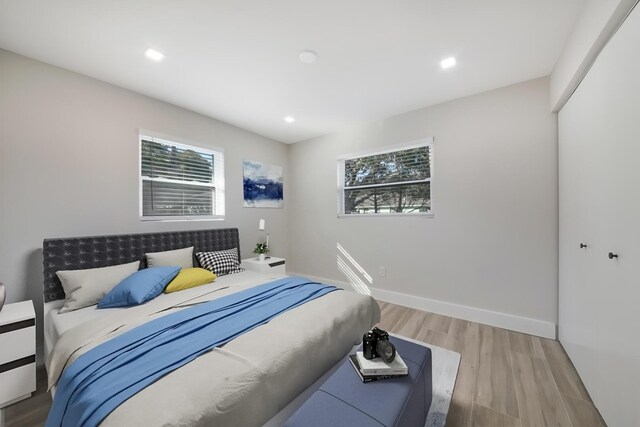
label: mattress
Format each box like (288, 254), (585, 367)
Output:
(44, 270), (286, 352)
(46, 272), (380, 426)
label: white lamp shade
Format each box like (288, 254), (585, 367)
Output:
(259, 219), (266, 231)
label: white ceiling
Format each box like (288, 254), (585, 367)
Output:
(0, 0), (584, 143)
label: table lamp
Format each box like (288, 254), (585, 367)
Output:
(259, 219), (270, 257)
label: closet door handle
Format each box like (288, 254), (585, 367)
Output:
(580, 243), (588, 248)
(608, 252), (618, 260)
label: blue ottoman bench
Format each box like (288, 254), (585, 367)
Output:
(284, 336), (432, 427)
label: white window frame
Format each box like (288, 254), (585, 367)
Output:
(139, 131), (225, 222)
(337, 137), (434, 218)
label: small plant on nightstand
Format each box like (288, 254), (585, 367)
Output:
(253, 242), (269, 261)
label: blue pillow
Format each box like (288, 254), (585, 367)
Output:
(98, 266), (180, 308)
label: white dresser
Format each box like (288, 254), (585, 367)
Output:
(0, 301), (36, 408)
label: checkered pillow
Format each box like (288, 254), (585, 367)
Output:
(196, 248), (244, 276)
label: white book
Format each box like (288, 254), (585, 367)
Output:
(355, 351), (408, 375)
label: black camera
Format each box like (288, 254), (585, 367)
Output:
(362, 327), (396, 363)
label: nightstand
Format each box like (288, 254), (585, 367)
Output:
(0, 301), (36, 408)
(242, 257), (286, 275)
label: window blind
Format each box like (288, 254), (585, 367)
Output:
(140, 136), (225, 219)
(344, 146), (431, 187)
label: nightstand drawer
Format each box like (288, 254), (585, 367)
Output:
(242, 257), (286, 275)
(0, 362), (36, 408)
(0, 300), (36, 407)
(0, 325), (35, 365)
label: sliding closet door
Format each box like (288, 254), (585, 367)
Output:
(590, 33), (640, 422)
(558, 4), (640, 426)
(558, 98), (601, 399)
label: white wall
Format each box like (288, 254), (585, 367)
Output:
(0, 49), (289, 354)
(558, 3), (640, 425)
(288, 77), (558, 337)
(0, 49), (561, 350)
(550, 0), (637, 111)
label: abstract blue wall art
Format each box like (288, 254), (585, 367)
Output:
(243, 160), (284, 208)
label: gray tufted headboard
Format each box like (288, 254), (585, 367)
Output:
(42, 228), (241, 303)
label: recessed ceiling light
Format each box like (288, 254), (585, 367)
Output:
(145, 48), (165, 62)
(440, 57), (456, 69)
(284, 116), (296, 123)
(299, 50), (318, 64)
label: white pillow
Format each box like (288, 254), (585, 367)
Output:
(146, 246), (193, 269)
(56, 261), (140, 313)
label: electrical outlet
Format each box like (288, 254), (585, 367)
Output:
(379, 266), (386, 277)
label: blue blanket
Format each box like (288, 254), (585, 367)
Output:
(46, 277), (336, 427)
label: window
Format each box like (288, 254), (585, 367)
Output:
(139, 133), (224, 220)
(337, 139), (433, 216)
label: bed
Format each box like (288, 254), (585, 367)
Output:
(42, 228), (380, 426)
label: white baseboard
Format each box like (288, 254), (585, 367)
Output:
(289, 271), (557, 339)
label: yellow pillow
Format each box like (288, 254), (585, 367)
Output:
(164, 268), (216, 293)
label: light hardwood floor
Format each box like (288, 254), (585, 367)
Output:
(2, 301), (605, 427)
(377, 301), (606, 427)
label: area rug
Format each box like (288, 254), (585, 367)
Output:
(265, 334), (461, 426)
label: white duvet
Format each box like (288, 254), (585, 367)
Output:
(47, 273), (380, 426)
